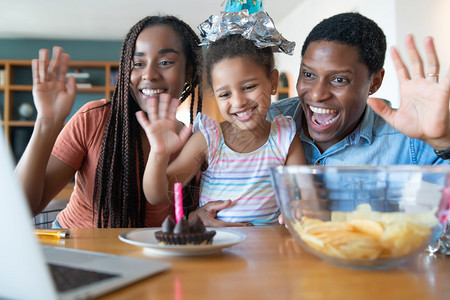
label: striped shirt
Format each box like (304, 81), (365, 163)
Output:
(194, 113), (296, 225)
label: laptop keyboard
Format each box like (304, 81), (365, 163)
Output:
(48, 263), (118, 292)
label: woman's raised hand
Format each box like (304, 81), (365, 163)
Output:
(136, 93), (192, 155)
(32, 46), (76, 125)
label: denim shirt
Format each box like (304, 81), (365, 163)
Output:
(267, 97), (448, 166)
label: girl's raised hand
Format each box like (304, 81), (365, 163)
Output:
(367, 34), (450, 150)
(32, 46), (76, 125)
(136, 93), (192, 155)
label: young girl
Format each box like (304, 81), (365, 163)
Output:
(15, 15), (203, 228)
(137, 34), (306, 226)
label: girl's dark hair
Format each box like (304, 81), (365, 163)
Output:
(93, 15), (203, 228)
(204, 34), (275, 88)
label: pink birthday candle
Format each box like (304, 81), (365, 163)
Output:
(174, 182), (183, 223)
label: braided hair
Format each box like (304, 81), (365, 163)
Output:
(93, 15), (203, 228)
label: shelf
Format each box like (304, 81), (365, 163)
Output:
(8, 85), (111, 93)
(10, 85), (32, 91)
(0, 59), (119, 162)
(8, 121), (35, 127)
(79, 86), (111, 92)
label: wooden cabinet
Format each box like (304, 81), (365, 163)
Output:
(0, 61), (293, 159)
(275, 71), (294, 101)
(276, 86), (291, 100)
(0, 60), (119, 162)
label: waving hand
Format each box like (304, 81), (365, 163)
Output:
(367, 34), (450, 150)
(32, 46), (76, 125)
(136, 94), (192, 155)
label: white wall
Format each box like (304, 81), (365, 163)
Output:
(274, 0), (449, 108)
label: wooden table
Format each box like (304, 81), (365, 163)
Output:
(41, 226), (450, 300)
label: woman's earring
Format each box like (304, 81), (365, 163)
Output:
(272, 89), (276, 93)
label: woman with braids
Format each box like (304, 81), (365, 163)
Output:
(15, 15), (203, 228)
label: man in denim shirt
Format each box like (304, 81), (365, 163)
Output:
(267, 98), (446, 166)
(268, 12), (450, 166)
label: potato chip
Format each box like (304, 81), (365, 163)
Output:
(292, 204), (438, 261)
(302, 221), (351, 235)
(349, 219), (384, 239)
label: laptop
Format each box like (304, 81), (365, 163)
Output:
(0, 126), (171, 300)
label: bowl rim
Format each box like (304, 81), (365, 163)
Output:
(271, 165), (450, 174)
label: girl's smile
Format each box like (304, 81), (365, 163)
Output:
(211, 56), (278, 133)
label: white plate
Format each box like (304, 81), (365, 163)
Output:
(119, 228), (246, 257)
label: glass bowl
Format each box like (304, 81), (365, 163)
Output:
(270, 165), (450, 269)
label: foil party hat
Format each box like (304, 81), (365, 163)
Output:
(198, 0), (295, 55)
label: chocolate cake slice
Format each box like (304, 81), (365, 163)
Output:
(155, 216), (216, 245)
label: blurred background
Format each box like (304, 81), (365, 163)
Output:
(0, 0), (449, 107)
(0, 0), (449, 227)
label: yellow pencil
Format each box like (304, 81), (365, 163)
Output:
(34, 229), (70, 239)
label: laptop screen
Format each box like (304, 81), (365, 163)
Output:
(0, 126), (171, 300)
(0, 126), (59, 299)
